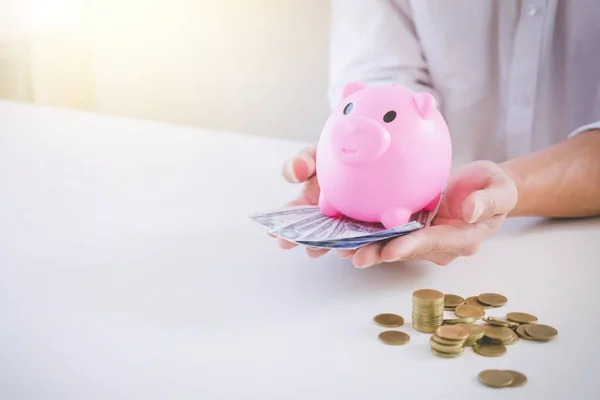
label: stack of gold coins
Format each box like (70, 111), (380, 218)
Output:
(412, 289), (445, 333)
(483, 325), (519, 345)
(456, 323), (484, 346)
(430, 325), (469, 358)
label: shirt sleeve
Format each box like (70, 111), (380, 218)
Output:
(568, 121), (600, 138)
(328, 0), (441, 109)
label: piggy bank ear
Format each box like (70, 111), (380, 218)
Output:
(341, 81), (367, 100)
(412, 92), (437, 120)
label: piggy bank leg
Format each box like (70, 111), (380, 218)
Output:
(423, 192), (442, 211)
(318, 192), (341, 217)
(381, 208), (412, 229)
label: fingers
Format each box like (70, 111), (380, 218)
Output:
(277, 237), (298, 250)
(461, 178), (518, 223)
(337, 249), (355, 259)
(306, 247), (330, 258)
(277, 237), (329, 257)
(379, 225), (478, 263)
(352, 242), (385, 268)
(282, 146), (317, 183)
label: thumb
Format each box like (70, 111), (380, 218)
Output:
(282, 146), (316, 183)
(462, 181), (517, 223)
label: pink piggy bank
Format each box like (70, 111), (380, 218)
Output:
(315, 82), (452, 229)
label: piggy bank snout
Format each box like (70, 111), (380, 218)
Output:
(330, 117), (391, 165)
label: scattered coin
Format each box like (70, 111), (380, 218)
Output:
(431, 334), (465, 346)
(483, 335), (519, 346)
(455, 304), (485, 319)
(413, 289), (445, 333)
(504, 370), (528, 387)
(515, 324), (538, 341)
(525, 324), (558, 341)
(506, 312), (538, 324)
(373, 313), (404, 328)
(483, 316), (518, 328)
(465, 296), (492, 309)
(378, 330), (410, 346)
(444, 294), (465, 310)
(473, 342), (507, 357)
(430, 325), (468, 357)
(436, 325), (469, 341)
(478, 369), (515, 388)
(443, 317), (476, 325)
(456, 323), (484, 346)
(483, 326), (516, 342)
(431, 347), (464, 358)
(430, 337), (464, 353)
(478, 293), (508, 307)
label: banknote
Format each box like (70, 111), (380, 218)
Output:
(250, 203), (439, 249)
(249, 205), (322, 231)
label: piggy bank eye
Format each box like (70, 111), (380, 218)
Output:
(383, 111), (397, 123)
(343, 103), (353, 115)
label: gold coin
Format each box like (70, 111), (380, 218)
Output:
(515, 324), (538, 341)
(431, 348), (464, 358)
(436, 325), (469, 341)
(478, 369), (514, 388)
(431, 334), (465, 346)
(506, 312), (538, 324)
(444, 294), (465, 308)
(483, 316), (517, 327)
(413, 289), (444, 301)
(465, 296), (492, 309)
(373, 313), (404, 327)
(485, 336), (519, 346)
(455, 323), (484, 341)
(504, 370), (528, 387)
(477, 293), (508, 307)
(525, 324), (558, 341)
(412, 289), (445, 333)
(429, 337), (464, 354)
(444, 317), (476, 325)
(483, 326), (515, 342)
(473, 342), (507, 357)
(378, 330), (410, 345)
(455, 304), (485, 319)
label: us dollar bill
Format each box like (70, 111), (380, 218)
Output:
(249, 206), (321, 232)
(251, 189), (443, 249)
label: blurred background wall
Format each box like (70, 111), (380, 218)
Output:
(0, 0), (331, 142)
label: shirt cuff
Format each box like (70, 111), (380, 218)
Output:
(567, 121), (600, 138)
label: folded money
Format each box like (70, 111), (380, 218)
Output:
(250, 202), (440, 250)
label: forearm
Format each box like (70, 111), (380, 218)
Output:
(500, 129), (600, 218)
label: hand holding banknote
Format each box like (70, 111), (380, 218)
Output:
(266, 146), (517, 268)
(278, 146), (326, 257)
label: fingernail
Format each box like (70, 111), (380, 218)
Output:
(469, 201), (483, 223)
(283, 158), (299, 183)
(355, 260), (373, 269)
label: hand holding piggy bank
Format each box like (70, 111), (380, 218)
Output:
(315, 82), (452, 229)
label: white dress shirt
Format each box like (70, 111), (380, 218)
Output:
(328, 0), (600, 165)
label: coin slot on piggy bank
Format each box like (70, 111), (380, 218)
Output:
(315, 82), (452, 229)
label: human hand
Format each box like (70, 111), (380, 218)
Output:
(337, 160), (518, 268)
(273, 145), (332, 258)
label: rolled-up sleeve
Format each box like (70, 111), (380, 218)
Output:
(328, 0), (440, 109)
(568, 121), (600, 138)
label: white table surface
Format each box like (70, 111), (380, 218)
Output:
(1, 100), (599, 400)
